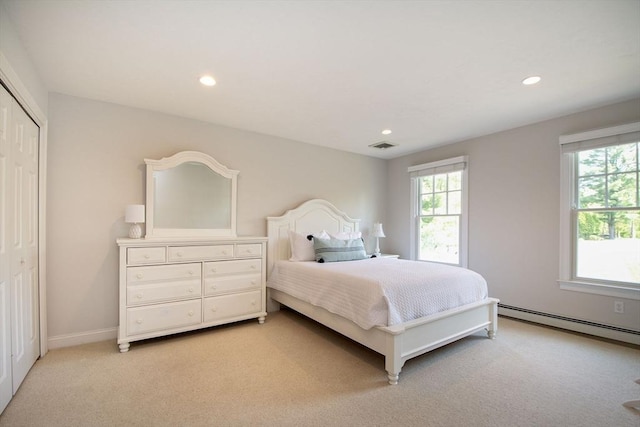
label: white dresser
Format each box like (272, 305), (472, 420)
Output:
(117, 237), (267, 352)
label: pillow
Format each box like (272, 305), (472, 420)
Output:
(312, 237), (367, 263)
(329, 231), (362, 240)
(289, 230), (330, 262)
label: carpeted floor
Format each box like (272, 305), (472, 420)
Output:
(1, 310), (639, 426)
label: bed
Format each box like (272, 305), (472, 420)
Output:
(266, 199), (499, 385)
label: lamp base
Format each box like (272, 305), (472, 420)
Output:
(129, 223), (142, 239)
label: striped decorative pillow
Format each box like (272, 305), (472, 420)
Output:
(313, 237), (367, 263)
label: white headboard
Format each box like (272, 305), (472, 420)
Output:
(266, 199), (360, 276)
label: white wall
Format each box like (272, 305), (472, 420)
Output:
(46, 93), (386, 341)
(386, 98), (640, 332)
(0, 1), (47, 113)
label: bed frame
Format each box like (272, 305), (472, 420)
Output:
(266, 199), (499, 385)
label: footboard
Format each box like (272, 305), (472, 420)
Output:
(379, 297), (499, 384)
(270, 287), (498, 385)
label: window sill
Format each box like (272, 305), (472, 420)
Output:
(558, 280), (640, 300)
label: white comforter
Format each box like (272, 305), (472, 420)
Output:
(267, 258), (488, 330)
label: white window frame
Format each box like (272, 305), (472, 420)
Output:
(409, 156), (469, 267)
(558, 122), (640, 300)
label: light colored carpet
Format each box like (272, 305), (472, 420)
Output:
(1, 310), (638, 426)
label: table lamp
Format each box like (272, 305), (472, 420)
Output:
(372, 222), (385, 257)
(125, 204), (145, 239)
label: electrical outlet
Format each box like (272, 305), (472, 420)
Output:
(614, 301), (624, 314)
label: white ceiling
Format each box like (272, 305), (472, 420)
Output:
(3, 0), (639, 159)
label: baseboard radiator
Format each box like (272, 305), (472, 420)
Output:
(498, 304), (640, 346)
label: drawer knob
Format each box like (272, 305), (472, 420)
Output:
(246, 249), (252, 254)
(211, 306), (217, 312)
(251, 300), (256, 306)
(136, 273), (143, 279)
(136, 319), (143, 324)
(251, 280), (256, 285)
(188, 310), (194, 317)
(211, 268), (217, 273)
(211, 285), (217, 290)
(250, 265), (256, 269)
(136, 293), (143, 299)
(188, 270), (194, 276)
(144, 254), (150, 259)
(177, 252), (183, 257)
(222, 250), (227, 255)
(188, 287), (194, 293)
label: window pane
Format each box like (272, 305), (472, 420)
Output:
(608, 172), (637, 208)
(420, 194), (434, 215)
(578, 148), (606, 176)
(421, 176), (433, 193)
(448, 190), (461, 214)
(434, 174), (447, 192)
(419, 216), (459, 264)
(578, 176), (605, 208)
(433, 193), (446, 215)
(607, 143), (637, 174)
(448, 171), (462, 191)
(576, 210), (640, 283)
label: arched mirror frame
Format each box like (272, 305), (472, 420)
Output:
(145, 151), (238, 238)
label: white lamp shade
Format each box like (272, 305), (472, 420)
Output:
(125, 204), (145, 224)
(372, 223), (385, 238)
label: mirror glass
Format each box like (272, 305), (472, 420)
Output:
(145, 151), (238, 238)
(153, 162), (231, 229)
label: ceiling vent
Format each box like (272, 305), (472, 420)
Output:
(369, 141), (397, 150)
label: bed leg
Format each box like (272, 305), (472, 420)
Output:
(266, 290), (281, 312)
(387, 372), (399, 385)
(385, 334), (403, 385)
(487, 300), (498, 339)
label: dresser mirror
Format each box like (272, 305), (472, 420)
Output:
(145, 151), (238, 238)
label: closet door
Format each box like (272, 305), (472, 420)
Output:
(0, 83), (12, 414)
(9, 92), (39, 395)
(0, 83), (39, 414)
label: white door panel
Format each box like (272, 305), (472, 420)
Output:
(0, 83), (13, 414)
(9, 100), (39, 397)
(0, 84), (39, 414)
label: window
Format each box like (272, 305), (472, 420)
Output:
(409, 156), (468, 266)
(559, 122), (640, 299)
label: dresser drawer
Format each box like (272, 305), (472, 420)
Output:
(127, 281), (201, 306)
(235, 243), (262, 258)
(204, 259), (261, 277)
(127, 247), (166, 265)
(204, 275), (261, 296)
(127, 299), (202, 336)
(203, 290), (262, 323)
(127, 263), (201, 285)
(168, 245), (234, 262)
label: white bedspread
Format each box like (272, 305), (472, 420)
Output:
(267, 258), (488, 329)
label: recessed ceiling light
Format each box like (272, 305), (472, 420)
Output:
(381, 129), (392, 135)
(199, 75), (216, 87)
(522, 76), (541, 85)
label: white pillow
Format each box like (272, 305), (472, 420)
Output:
(289, 230), (330, 261)
(329, 231), (362, 240)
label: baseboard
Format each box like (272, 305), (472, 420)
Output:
(498, 305), (640, 345)
(45, 307), (639, 349)
(48, 327), (117, 350)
